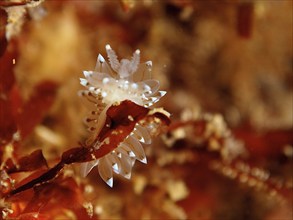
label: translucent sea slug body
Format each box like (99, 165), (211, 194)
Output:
(79, 45), (166, 186)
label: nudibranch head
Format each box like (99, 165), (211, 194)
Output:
(79, 44), (167, 187)
(80, 44), (166, 108)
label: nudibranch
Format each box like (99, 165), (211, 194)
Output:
(79, 44), (167, 187)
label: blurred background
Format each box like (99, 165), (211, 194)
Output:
(0, 0), (292, 219)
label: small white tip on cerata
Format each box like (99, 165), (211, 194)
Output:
(106, 44), (111, 50)
(146, 61), (152, 67)
(106, 177), (113, 187)
(141, 157), (147, 164)
(80, 78), (88, 86)
(124, 172), (131, 179)
(129, 151), (136, 157)
(98, 54), (105, 63)
(112, 163), (119, 172)
(83, 70), (91, 78)
(159, 91), (167, 97)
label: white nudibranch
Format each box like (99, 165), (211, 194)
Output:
(79, 44), (166, 187)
